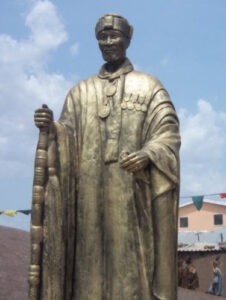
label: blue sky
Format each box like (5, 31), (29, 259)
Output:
(0, 0), (226, 230)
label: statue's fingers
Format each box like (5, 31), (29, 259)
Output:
(34, 116), (52, 124)
(35, 112), (53, 121)
(121, 153), (142, 165)
(120, 157), (130, 166)
(125, 161), (142, 172)
(120, 158), (136, 168)
(35, 107), (53, 115)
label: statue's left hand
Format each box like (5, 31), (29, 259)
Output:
(119, 151), (149, 173)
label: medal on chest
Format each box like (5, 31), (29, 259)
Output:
(99, 104), (111, 119)
(121, 94), (148, 112)
(99, 79), (118, 119)
(105, 83), (117, 97)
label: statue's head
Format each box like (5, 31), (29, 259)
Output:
(95, 14), (133, 63)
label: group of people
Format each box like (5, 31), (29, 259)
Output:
(178, 256), (223, 296)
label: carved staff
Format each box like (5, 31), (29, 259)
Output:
(29, 104), (49, 300)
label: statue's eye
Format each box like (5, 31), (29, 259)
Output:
(99, 34), (107, 41)
(111, 32), (121, 39)
(111, 35), (118, 39)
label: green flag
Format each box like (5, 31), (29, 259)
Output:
(192, 195), (204, 210)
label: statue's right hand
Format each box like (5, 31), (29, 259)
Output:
(34, 104), (53, 130)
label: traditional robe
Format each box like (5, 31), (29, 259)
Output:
(37, 59), (180, 300)
(208, 267), (223, 296)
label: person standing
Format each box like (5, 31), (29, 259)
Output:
(183, 257), (199, 290)
(207, 260), (223, 296)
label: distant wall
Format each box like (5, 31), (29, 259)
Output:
(179, 202), (226, 231)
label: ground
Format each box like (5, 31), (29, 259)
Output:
(0, 225), (225, 300)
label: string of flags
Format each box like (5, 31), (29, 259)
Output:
(0, 210), (31, 217)
(181, 193), (226, 199)
(181, 193), (226, 211)
(1, 193), (226, 217)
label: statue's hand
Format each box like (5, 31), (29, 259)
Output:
(34, 104), (53, 130)
(119, 151), (149, 173)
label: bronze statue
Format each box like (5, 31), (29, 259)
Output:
(29, 13), (180, 300)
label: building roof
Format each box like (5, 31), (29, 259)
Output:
(178, 242), (223, 252)
(178, 226), (226, 252)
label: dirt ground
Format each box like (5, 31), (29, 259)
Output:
(0, 225), (29, 300)
(0, 225), (225, 300)
(178, 287), (226, 300)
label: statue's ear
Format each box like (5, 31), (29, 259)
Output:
(125, 26), (133, 49)
(129, 26), (133, 40)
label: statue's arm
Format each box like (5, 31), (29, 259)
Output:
(120, 88), (180, 177)
(141, 88), (180, 184)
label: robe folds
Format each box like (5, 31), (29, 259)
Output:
(38, 61), (180, 300)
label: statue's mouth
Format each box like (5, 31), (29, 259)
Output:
(103, 49), (114, 53)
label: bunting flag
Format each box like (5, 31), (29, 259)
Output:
(1, 192), (226, 216)
(17, 210), (31, 215)
(2, 210), (17, 217)
(192, 195), (204, 210)
(181, 192), (226, 200)
(179, 192), (226, 211)
(0, 209), (31, 217)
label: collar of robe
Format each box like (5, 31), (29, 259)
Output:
(98, 58), (133, 80)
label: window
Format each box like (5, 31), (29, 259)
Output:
(214, 214), (223, 225)
(180, 217), (188, 228)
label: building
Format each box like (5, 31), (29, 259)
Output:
(178, 199), (226, 232)
(178, 199), (226, 295)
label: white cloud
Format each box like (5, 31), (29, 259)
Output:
(0, 0), (73, 179)
(26, 0), (67, 50)
(0, 1), (68, 70)
(179, 99), (226, 197)
(70, 42), (79, 57)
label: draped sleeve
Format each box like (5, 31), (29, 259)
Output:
(142, 86), (180, 198)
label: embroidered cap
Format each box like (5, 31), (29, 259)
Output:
(95, 14), (133, 40)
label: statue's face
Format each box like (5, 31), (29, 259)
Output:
(98, 29), (128, 63)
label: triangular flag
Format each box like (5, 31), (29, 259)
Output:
(220, 193), (226, 198)
(3, 210), (17, 217)
(17, 210), (31, 215)
(192, 195), (204, 210)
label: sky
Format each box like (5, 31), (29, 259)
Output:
(0, 0), (226, 231)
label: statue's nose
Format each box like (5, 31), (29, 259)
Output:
(105, 36), (113, 45)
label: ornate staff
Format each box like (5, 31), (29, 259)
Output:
(29, 104), (49, 300)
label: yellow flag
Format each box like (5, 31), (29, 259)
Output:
(3, 210), (17, 217)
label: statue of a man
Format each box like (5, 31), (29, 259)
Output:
(30, 14), (180, 300)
